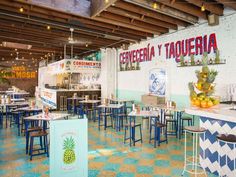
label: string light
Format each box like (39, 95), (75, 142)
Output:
(19, 7), (24, 13)
(201, 3), (205, 11)
(47, 25), (51, 30)
(153, 2), (158, 9)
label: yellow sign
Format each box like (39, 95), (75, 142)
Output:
(2, 66), (36, 79)
(12, 66), (26, 71)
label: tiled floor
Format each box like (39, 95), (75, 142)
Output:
(0, 118), (217, 177)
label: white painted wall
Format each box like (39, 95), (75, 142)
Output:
(117, 12), (236, 104)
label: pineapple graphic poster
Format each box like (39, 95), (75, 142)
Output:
(50, 119), (88, 177)
(63, 136), (76, 165)
(61, 134), (77, 169)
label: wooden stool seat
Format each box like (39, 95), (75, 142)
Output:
(155, 122), (166, 128)
(184, 126), (206, 133)
(28, 127), (42, 132)
(217, 134), (236, 143)
(30, 131), (48, 137)
(181, 116), (193, 120)
(124, 122), (141, 127)
(166, 118), (176, 122)
(165, 113), (173, 117)
(100, 113), (112, 116)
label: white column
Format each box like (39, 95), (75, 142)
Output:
(100, 48), (118, 98)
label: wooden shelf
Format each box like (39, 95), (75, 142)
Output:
(177, 61), (226, 67)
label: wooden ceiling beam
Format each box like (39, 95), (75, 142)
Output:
(107, 6), (177, 30)
(155, 0), (207, 20)
(0, 25), (117, 47)
(124, 0), (199, 23)
(0, 3), (141, 41)
(91, 0), (118, 17)
(0, 1), (152, 42)
(83, 23), (144, 40)
(94, 16), (161, 35)
(0, 15), (126, 45)
(115, 1), (190, 27)
(0, 1), (153, 38)
(186, 0), (224, 15)
(216, 0), (236, 10)
(99, 11), (169, 33)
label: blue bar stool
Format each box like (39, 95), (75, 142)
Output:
(98, 107), (112, 130)
(7, 105), (17, 128)
(181, 115), (194, 134)
(0, 106), (3, 127)
(113, 106), (125, 131)
(182, 126), (207, 176)
(29, 130), (49, 160)
(165, 111), (178, 138)
(217, 134), (236, 177)
(149, 116), (168, 148)
(124, 116), (142, 146)
(12, 111), (24, 136)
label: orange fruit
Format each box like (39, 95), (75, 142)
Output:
(191, 100), (195, 106)
(194, 100), (200, 107)
(207, 101), (213, 107)
(200, 100), (207, 108)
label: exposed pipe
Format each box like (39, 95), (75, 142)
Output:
(0, 11), (133, 42)
(71, 45), (73, 59)
(64, 44), (66, 59)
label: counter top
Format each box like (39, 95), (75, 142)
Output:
(41, 88), (100, 92)
(185, 104), (236, 123)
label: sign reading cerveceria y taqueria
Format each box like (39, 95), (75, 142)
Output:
(2, 66), (36, 79)
(119, 33), (218, 71)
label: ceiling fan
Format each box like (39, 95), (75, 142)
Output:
(67, 28), (91, 45)
(15, 52), (27, 61)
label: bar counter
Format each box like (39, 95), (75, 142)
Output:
(185, 104), (236, 176)
(39, 87), (101, 109)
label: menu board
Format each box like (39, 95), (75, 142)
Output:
(48, 59), (101, 74)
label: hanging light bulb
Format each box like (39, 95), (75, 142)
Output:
(19, 7), (24, 13)
(47, 25), (51, 30)
(153, 2), (158, 9)
(86, 44), (88, 47)
(201, 3), (205, 11)
(105, 0), (109, 3)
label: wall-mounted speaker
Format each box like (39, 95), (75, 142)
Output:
(122, 44), (129, 50)
(208, 14), (219, 26)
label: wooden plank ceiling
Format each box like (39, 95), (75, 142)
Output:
(0, 0), (235, 68)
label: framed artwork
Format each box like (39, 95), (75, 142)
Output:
(149, 68), (166, 97)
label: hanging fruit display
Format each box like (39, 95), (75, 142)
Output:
(189, 52), (220, 108)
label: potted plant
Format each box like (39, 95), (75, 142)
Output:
(0, 69), (11, 85)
